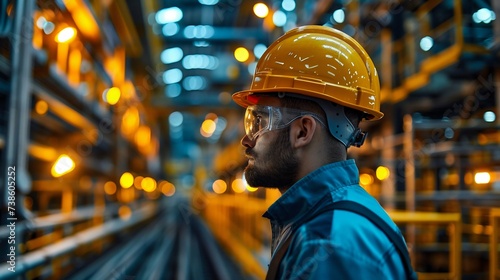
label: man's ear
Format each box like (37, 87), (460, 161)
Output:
(290, 116), (317, 148)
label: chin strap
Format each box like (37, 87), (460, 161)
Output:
(350, 129), (368, 147)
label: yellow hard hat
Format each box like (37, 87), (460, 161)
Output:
(232, 25), (383, 120)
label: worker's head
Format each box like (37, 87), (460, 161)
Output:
(232, 25), (383, 189)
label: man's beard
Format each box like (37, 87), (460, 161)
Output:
(244, 128), (299, 189)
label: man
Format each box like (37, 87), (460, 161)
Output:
(232, 25), (417, 279)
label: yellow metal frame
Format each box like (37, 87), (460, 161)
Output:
(491, 208), (500, 280)
(201, 193), (269, 279)
(388, 211), (462, 280)
(381, 0), (464, 103)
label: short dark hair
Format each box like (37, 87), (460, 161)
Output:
(279, 95), (364, 126)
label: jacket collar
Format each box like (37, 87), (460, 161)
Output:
(263, 159), (360, 225)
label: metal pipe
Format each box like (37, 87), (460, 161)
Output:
(1, 0), (34, 205)
(1, 0), (35, 269)
(87, 218), (163, 279)
(0, 203), (157, 278)
(0, 203), (122, 239)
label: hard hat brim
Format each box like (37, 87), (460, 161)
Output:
(232, 87), (384, 121)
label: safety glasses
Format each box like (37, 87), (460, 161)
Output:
(244, 105), (325, 141)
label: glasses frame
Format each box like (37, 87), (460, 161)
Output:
(244, 105), (326, 141)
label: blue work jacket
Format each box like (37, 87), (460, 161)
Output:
(263, 159), (408, 279)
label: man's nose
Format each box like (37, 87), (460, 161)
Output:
(241, 134), (254, 148)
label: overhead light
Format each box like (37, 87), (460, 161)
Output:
(43, 22), (55, 34)
(282, 0), (296, 12)
(35, 100), (49, 115)
(103, 87), (121, 105)
(253, 3), (269, 18)
(200, 119), (217, 137)
(36, 16), (46, 29)
(473, 8), (496, 24)
(162, 22), (180, 36)
(273, 10), (287, 27)
(376, 166), (390, 181)
(477, 8), (491, 21)
(212, 179), (227, 194)
(36, 16), (55, 34)
(183, 25), (215, 39)
(198, 0), (219, 5)
(160, 181), (176, 197)
(141, 177), (157, 192)
(359, 173), (374, 186)
(120, 172), (134, 188)
(253, 44), (267, 59)
(419, 36), (433, 51)
(155, 7), (183, 24)
(232, 178), (247, 193)
(51, 154), (75, 177)
(165, 83), (182, 98)
(161, 47), (183, 64)
(169, 111), (184, 127)
(104, 181), (117, 195)
(55, 27), (77, 43)
(182, 54), (219, 70)
(234, 47), (250, 62)
(483, 111), (496, 122)
(183, 76), (207, 91)
(474, 172), (491, 184)
(163, 68), (183, 84)
(333, 9), (345, 24)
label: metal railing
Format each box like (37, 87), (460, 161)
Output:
(388, 211), (462, 280)
(201, 192), (271, 280)
(1, 197), (252, 279)
(66, 198), (249, 280)
(0, 202), (158, 279)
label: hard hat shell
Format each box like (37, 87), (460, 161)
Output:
(232, 25), (383, 120)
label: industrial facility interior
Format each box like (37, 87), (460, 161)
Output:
(0, 0), (499, 279)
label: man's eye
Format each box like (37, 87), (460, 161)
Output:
(255, 116), (262, 127)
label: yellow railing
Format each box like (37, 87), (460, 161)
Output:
(491, 208), (500, 280)
(388, 211), (462, 280)
(376, 0), (490, 103)
(384, 0), (464, 103)
(200, 193), (272, 280)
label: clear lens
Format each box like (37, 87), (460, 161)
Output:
(244, 105), (325, 140)
(244, 105), (271, 140)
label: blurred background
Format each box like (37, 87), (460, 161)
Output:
(0, 0), (499, 279)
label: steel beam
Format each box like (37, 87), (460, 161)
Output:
(1, 1), (35, 268)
